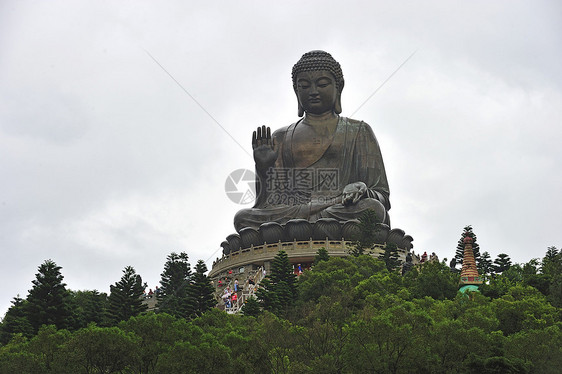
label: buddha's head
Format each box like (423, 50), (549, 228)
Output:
(292, 50), (345, 117)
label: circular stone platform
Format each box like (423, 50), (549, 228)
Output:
(209, 238), (410, 279)
(210, 219), (413, 281)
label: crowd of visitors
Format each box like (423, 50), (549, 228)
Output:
(143, 286), (161, 299)
(217, 262), (315, 312)
(411, 250), (439, 264)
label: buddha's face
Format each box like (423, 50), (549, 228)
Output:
(295, 70), (338, 115)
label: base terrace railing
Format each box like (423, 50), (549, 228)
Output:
(210, 239), (378, 278)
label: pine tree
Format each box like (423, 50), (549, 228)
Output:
(106, 266), (147, 325)
(0, 295), (34, 344)
(70, 290), (108, 329)
(158, 252), (194, 318)
(270, 250), (298, 298)
(379, 242), (401, 272)
(314, 247), (330, 265)
(541, 247), (562, 307)
(350, 209), (379, 256)
(542, 246), (560, 275)
(478, 251), (494, 276)
(241, 297), (261, 317)
(26, 259), (73, 333)
(191, 260), (215, 316)
(455, 225), (481, 264)
(256, 250), (297, 314)
(494, 253), (512, 274)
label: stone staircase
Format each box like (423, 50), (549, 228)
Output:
(223, 267), (266, 315)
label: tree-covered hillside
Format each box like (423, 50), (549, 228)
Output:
(1, 247), (561, 373)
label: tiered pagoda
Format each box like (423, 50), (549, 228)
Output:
(459, 236), (483, 292)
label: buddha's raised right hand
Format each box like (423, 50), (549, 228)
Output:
(252, 125), (277, 170)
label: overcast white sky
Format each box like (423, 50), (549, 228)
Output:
(1, 0), (561, 318)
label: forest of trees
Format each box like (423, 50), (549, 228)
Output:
(0, 243), (561, 373)
(0, 252), (215, 343)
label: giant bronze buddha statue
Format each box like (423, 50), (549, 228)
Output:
(234, 50), (391, 233)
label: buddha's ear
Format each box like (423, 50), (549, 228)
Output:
(295, 88), (304, 117)
(335, 91), (343, 114)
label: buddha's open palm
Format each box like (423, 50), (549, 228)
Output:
(252, 125), (277, 169)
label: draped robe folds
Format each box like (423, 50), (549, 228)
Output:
(234, 117), (391, 232)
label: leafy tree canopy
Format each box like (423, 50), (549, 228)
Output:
(2, 247), (562, 373)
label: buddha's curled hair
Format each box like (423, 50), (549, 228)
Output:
(292, 50), (344, 91)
